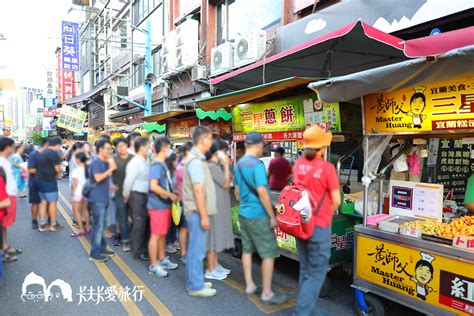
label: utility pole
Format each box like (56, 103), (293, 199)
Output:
(144, 20), (152, 116)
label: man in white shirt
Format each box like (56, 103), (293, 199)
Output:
(0, 137), (19, 263)
(123, 137), (151, 261)
(126, 132), (142, 156)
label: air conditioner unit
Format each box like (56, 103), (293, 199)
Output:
(175, 19), (199, 70)
(191, 65), (207, 81)
(210, 42), (234, 77)
(161, 30), (176, 77)
(233, 30), (266, 69)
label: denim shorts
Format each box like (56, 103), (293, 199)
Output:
(239, 216), (279, 259)
(39, 191), (58, 202)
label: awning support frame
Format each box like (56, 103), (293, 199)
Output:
(113, 93), (147, 111)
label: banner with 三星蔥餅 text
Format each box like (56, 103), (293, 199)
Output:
(363, 77), (474, 134)
(232, 95), (341, 134)
(57, 105), (86, 134)
(356, 235), (474, 315)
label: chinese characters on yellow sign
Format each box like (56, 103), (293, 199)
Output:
(356, 235), (474, 315)
(363, 77), (474, 134)
(232, 97), (306, 134)
(57, 105), (87, 133)
(232, 95), (342, 135)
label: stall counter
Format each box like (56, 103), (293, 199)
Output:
(354, 225), (474, 315)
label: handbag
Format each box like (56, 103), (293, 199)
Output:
(81, 179), (96, 199)
(171, 201), (182, 225)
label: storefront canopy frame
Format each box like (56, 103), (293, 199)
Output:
(308, 45), (474, 103)
(196, 77), (315, 111)
(61, 83), (107, 105)
(106, 122), (166, 133)
(403, 26), (474, 58)
(210, 21), (408, 90)
(142, 109), (194, 123)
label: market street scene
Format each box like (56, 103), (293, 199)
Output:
(0, 1), (474, 315)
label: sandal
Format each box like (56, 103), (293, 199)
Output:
(245, 284), (262, 296)
(260, 292), (288, 305)
(5, 247), (22, 255)
(70, 231), (86, 238)
(2, 253), (18, 263)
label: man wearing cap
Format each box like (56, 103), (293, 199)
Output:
(234, 131), (288, 305)
(268, 146), (292, 191)
(292, 126), (341, 316)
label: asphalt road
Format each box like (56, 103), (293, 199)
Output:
(0, 180), (421, 315)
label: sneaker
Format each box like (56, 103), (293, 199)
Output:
(216, 264), (231, 275)
(101, 250), (116, 257)
(149, 264), (168, 278)
(89, 255), (108, 262)
(112, 235), (121, 246)
(205, 269), (228, 280)
(31, 220), (38, 230)
(188, 287), (217, 297)
(159, 257), (178, 270)
(204, 282), (213, 289)
(38, 224), (50, 232)
(166, 244), (178, 254)
(49, 223), (64, 232)
(134, 253), (149, 261)
(122, 242), (131, 252)
(179, 255), (187, 265)
(173, 240), (180, 250)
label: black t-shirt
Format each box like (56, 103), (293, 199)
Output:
(36, 148), (61, 181)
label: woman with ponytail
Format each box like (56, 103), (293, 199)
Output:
(70, 152), (91, 237)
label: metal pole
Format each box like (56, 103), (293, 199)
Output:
(363, 136), (369, 227)
(144, 20), (152, 116)
(378, 178), (384, 215)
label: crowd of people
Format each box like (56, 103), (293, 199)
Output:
(0, 124), (341, 315)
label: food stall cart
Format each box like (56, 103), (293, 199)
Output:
(197, 77), (362, 296)
(309, 45), (474, 315)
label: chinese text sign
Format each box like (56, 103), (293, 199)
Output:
(356, 235), (474, 315)
(61, 21), (80, 71)
(57, 105), (86, 133)
(363, 77), (474, 134)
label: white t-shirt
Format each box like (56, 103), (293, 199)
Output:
(0, 156), (17, 196)
(71, 166), (86, 196)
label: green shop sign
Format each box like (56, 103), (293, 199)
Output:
(232, 96), (306, 134)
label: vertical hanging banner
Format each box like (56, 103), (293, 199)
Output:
(62, 70), (76, 101)
(57, 52), (63, 103)
(61, 21), (80, 71)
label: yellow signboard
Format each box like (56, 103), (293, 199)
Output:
(57, 105), (87, 134)
(363, 77), (474, 134)
(356, 235), (474, 315)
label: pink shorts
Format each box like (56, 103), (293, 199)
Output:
(72, 194), (83, 202)
(148, 209), (171, 236)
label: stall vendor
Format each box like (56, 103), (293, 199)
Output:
(465, 173), (474, 215)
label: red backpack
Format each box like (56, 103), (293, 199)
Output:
(277, 173), (326, 240)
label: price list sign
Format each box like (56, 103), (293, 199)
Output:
(436, 139), (474, 204)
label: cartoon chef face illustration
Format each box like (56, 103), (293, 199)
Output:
(407, 87), (427, 129)
(410, 252), (435, 301)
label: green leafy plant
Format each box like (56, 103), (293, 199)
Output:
(27, 131), (43, 145)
